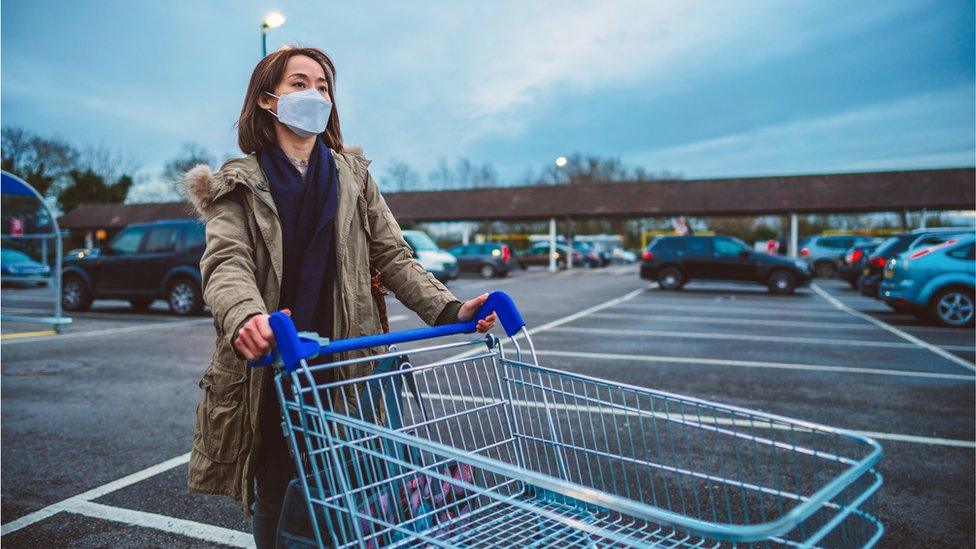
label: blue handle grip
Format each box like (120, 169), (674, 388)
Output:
(249, 290), (524, 373)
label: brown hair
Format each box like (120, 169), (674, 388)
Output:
(237, 46), (344, 154)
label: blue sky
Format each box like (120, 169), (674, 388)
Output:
(2, 0), (973, 191)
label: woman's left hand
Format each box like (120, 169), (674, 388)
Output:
(457, 293), (498, 333)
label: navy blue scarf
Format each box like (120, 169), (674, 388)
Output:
(257, 138), (339, 340)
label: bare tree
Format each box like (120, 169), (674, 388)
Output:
(161, 142), (216, 184)
(1, 126), (80, 196)
(382, 159), (421, 192)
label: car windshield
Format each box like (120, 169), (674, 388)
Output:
(1, 249), (33, 264)
(404, 232), (439, 251)
(871, 236), (905, 257)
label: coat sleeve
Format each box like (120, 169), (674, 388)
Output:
(362, 167), (460, 326)
(199, 190), (268, 356)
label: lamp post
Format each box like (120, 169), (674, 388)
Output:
(261, 12), (286, 57)
(549, 156), (569, 272)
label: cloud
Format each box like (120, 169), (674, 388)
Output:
(626, 84), (976, 176)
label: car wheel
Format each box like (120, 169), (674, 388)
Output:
(847, 278), (858, 290)
(129, 298), (154, 311)
(928, 287), (975, 328)
(657, 267), (684, 290)
(767, 270), (796, 295)
(556, 259), (567, 270)
(479, 264), (496, 279)
(168, 278), (203, 316)
(61, 275), (92, 311)
(814, 261), (836, 278)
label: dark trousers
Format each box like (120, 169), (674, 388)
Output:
(252, 404), (293, 548)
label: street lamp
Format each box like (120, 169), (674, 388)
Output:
(261, 12), (286, 57)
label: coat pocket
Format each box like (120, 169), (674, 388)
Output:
(196, 364), (247, 464)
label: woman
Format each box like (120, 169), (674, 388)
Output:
(182, 46), (496, 547)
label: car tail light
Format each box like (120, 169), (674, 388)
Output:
(642, 250), (654, 261)
(501, 245), (510, 262)
(800, 247), (810, 257)
(870, 256), (886, 269)
(851, 249), (863, 264)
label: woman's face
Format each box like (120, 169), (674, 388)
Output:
(258, 54), (331, 114)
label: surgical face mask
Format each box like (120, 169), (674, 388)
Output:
(264, 89), (332, 138)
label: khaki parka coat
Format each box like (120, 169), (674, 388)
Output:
(182, 150), (458, 514)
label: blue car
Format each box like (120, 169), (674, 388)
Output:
(880, 234), (975, 327)
(1, 248), (51, 287)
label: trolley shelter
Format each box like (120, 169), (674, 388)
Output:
(1, 171), (71, 333)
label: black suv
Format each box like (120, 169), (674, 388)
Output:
(62, 220), (206, 315)
(640, 235), (813, 294)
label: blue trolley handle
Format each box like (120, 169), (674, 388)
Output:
(248, 290), (525, 373)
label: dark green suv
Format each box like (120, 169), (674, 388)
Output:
(61, 219), (206, 315)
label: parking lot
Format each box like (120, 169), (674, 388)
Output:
(1, 265), (973, 547)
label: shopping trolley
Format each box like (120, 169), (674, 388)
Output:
(251, 291), (883, 548)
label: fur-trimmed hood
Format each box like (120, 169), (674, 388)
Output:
(182, 145), (366, 219)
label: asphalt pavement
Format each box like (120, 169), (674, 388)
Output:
(1, 265), (973, 548)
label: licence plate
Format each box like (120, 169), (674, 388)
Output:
(862, 268), (870, 275)
(884, 269), (894, 279)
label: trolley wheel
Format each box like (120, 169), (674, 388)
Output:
(767, 270), (796, 295)
(927, 286), (975, 328)
(657, 266), (684, 290)
(62, 275), (92, 311)
(129, 298), (154, 312)
(480, 263), (496, 279)
(167, 278), (203, 316)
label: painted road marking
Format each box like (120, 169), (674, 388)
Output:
(614, 302), (852, 318)
(1, 452), (191, 536)
(811, 283), (976, 373)
(547, 326), (976, 352)
(420, 392), (976, 449)
(0, 329), (56, 341)
(70, 501), (253, 548)
(587, 312), (885, 331)
(534, 349), (976, 381)
(0, 318), (213, 346)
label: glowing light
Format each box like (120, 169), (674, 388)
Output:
(263, 12), (286, 29)
(555, 156), (567, 167)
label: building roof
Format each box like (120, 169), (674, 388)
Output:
(59, 201), (196, 231)
(58, 167), (975, 230)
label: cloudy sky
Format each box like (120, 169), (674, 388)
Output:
(2, 0), (973, 190)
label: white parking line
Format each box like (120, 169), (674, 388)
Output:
(587, 312), (882, 331)
(811, 283), (976, 373)
(438, 284), (655, 365)
(534, 349), (976, 381)
(546, 326), (976, 351)
(421, 392), (976, 449)
(1, 452), (191, 536)
(614, 302), (851, 318)
(0, 318), (214, 346)
(70, 501), (253, 548)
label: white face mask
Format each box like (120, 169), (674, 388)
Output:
(265, 89), (332, 138)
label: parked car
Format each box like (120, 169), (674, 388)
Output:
(446, 241), (513, 278)
(639, 235), (813, 294)
(611, 247), (637, 264)
(837, 241), (881, 289)
(880, 235), (974, 327)
(61, 219), (206, 315)
(800, 234), (874, 278)
(1, 248), (51, 287)
(400, 230), (459, 282)
(518, 242), (581, 269)
(571, 241), (604, 268)
(859, 228), (973, 300)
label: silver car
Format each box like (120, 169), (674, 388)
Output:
(800, 235), (874, 278)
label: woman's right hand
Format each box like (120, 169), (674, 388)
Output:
(235, 309), (291, 361)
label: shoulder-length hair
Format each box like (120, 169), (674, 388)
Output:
(237, 46), (344, 154)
